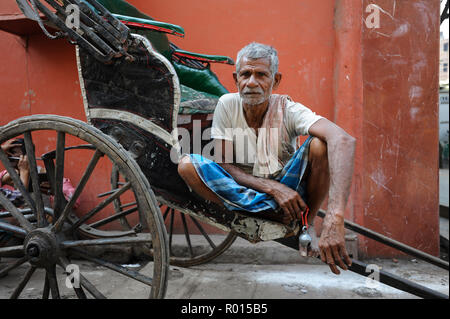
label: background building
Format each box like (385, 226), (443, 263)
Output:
(440, 32), (449, 83)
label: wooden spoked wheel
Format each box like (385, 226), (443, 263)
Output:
(160, 206), (237, 267)
(0, 115), (169, 299)
(110, 166), (237, 267)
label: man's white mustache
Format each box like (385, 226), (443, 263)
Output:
(242, 89), (264, 94)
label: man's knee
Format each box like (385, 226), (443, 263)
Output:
(177, 155), (193, 181)
(309, 137), (328, 167)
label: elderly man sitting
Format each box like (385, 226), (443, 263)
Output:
(177, 42), (355, 275)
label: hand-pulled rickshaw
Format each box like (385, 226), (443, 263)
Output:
(0, 0), (448, 299)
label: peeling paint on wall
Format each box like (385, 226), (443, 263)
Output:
(362, 0), (440, 257)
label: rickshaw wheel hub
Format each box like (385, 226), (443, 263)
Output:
(24, 227), (60, 268)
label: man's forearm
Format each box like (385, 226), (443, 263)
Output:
(218, 163), (275, 195)
(219, 162), (309, 223)
(20, 170), (30, 189)
(326, 133), (356, 217)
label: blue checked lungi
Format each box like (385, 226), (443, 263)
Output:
(188, 136), (312, 213)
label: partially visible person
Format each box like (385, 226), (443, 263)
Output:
(0, 139), (80, 276)
(0, 138), (79, 208)
(0, 138), (29, 190)
(1, 139), (29, 267)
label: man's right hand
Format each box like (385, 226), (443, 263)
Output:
(17, 155), (29, 173)
(318, 212), (352, 274)
(267, 180), (308, 223)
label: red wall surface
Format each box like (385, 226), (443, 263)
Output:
(359, 0), (441, 256)
(0, 0), (441, 257)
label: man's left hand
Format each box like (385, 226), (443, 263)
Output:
(1, 139), (17, 154)
(318, 213), (352, 274)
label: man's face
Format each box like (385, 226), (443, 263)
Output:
(8, 146), (23, 157)
(234, 57), (281, 106)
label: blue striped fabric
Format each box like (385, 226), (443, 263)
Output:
(189, 136), (312, 213)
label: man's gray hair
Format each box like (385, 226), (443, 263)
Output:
(236, 42), (279, 77)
